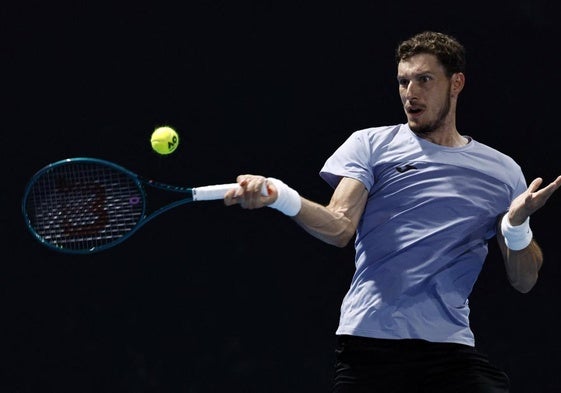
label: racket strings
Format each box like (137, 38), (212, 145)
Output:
(25, 162), (144, 251)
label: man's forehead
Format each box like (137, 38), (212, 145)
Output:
(397, 53), (442, 75)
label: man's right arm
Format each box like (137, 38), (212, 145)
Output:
(294, 177), (368, 247)
(224, 175), (368, 248)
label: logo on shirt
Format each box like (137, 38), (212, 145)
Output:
(395, 164), (418, 173)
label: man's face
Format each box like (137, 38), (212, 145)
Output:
(397, 53), (453, 134)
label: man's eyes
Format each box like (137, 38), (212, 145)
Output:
(398, 75), (431, 86)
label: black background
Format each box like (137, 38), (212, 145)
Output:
(3, 2), (560, 392)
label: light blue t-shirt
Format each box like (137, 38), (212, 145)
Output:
(320, 124), (527, 346)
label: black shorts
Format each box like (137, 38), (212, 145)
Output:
(332, 335), (510, 393)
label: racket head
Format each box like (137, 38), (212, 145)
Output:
(22, 157), (147, 254)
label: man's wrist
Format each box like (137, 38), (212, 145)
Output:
(501, 214), (533, 251)
(266, 178), (301, 217)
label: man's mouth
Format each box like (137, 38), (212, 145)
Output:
(406, 106), (423, 115)
(405, 105), (425, 120)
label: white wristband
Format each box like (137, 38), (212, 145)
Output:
(500, 214), (533, 251)
(266, 178), (301, 217)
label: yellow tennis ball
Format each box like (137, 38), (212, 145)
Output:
(151, 126), (179, 155)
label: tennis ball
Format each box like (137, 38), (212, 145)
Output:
(151, 126), (179, 155)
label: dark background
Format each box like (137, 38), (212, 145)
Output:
(3, 1), (560, 392)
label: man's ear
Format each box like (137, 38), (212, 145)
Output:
(451, 72), (465, 96)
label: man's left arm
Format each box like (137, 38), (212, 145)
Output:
(497, 226), (542, 293)
(497, 175), (561, 293)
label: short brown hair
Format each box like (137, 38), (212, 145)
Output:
(396, 31), (466, 76)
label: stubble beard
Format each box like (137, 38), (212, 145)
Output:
(409, 86), (451, 136)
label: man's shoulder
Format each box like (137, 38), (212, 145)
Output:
(354, 123), (404, 135)
(349, 124), (405, 144)
(470, 138), (520, 169)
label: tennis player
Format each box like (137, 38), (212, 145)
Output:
(224, 31), (561, 392)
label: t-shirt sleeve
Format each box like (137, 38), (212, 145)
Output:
(319, 130), (375, 191)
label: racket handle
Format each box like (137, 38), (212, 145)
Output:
(192, 182), (268, 201)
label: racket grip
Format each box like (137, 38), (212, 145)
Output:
(192, 183), (268, 201)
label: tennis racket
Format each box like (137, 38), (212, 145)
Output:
(22, 157), (261, 254)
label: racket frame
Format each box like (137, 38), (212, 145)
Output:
(22, 157), (196, 254)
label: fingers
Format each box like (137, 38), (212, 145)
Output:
(223, 175), (252, 205)
(541, 176), (561, 196)
(529, 175), (561, 198)
(223, 188), (239, 206)
(518, 175), (561, 215)
(238, 175), (266, 195)
(224, 174), (271, 209)
(550, 175), (561, 189)
(508, 175), (560, 222)
(527, 177), (543, 193)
